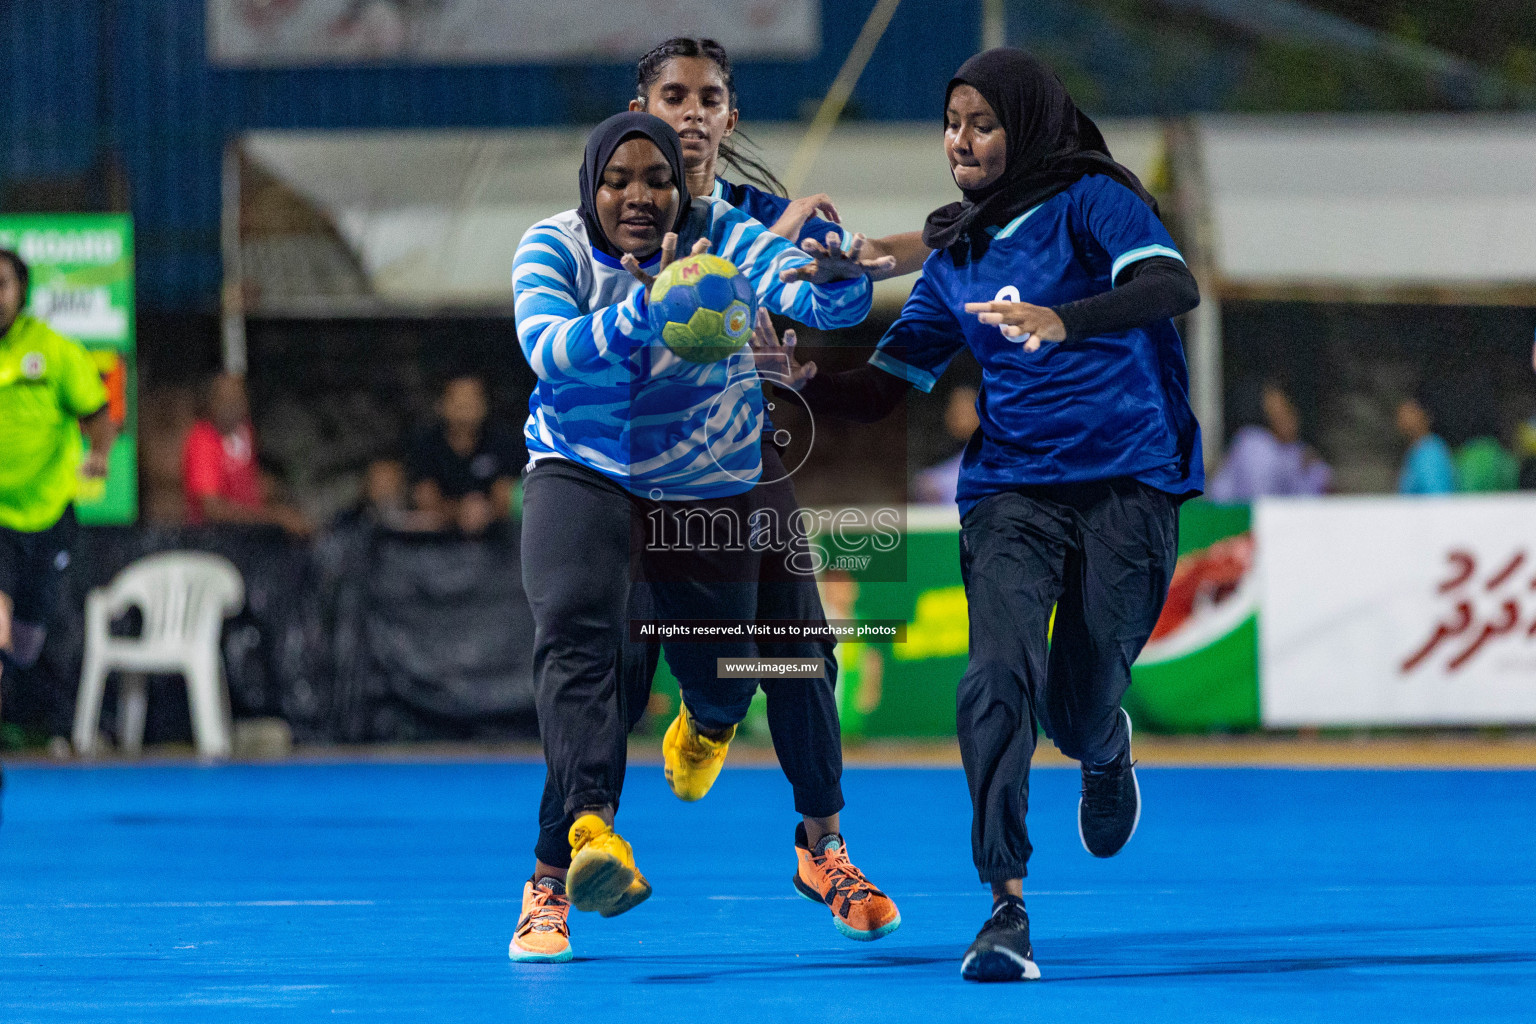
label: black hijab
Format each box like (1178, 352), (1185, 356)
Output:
(578, 111), (694, 259)
(922, 48), (1158, 263)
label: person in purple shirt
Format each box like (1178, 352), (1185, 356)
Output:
(1208, 382), (1331, 502)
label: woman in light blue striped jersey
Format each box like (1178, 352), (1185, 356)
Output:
(508, 112), (901, 964)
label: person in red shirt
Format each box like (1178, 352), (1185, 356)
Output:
(181, 373), (310, 536)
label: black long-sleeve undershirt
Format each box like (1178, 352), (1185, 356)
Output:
(1056, 256), (1199, 342)
(797, 359), (911, 423)
(798, 255), (1199, 423)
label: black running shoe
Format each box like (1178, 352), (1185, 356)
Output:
(961, 895), (1040, 982)
(1078, 710), (1141, 858)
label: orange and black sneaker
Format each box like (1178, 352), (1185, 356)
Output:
(792, 823), (901, 941)
(508, 877), (573, 963)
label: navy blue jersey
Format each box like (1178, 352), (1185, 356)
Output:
(870, 175), (1203, 515)
(712, 178), (846, 251)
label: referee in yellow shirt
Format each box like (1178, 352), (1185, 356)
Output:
(0, 248), (117, 744)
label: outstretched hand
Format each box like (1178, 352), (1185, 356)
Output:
(964, 299), (1067, 352)
(777, 232), (897, 285)
(749, 307), (817, 392)
(769, 193), (842, 242)
(622, 234), (712, 292)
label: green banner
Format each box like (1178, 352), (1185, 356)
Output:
(641, 501), (1259, 740)
(0, 215), (137, 525)
(1123, 502), (1259, 732)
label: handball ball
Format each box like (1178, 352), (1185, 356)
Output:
(648, 253), (756, 364)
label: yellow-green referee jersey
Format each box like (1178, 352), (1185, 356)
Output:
(0, 313), (108, 533)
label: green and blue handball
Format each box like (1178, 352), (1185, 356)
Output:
(649, 253), (756, 364)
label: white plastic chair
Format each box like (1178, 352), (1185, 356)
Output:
(73, 552), (245, 761)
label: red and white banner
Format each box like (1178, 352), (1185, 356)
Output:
(1257, 495), (1536, 726)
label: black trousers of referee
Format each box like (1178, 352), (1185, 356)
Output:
(524, 450), (843, 869)
(0, 506), (77, 674)
(957, 478), (1178, 884)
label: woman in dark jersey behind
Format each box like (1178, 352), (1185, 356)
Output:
(631, 37), (928, 271)
(618, 38), (906, 941)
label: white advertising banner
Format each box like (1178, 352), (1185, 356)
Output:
(208, 0), (819, 66)
(1257, 495), (1536, 726)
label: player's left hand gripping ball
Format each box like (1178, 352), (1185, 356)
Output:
(649, 253), (757, 364)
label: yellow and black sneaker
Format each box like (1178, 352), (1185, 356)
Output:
(566, 814), (651, 916)
(662, 702), (734, 802)
(599, 867), (653, 920)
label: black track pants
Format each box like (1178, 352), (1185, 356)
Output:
(525, 452), (842, 869)
(956, 479), (1178, 884)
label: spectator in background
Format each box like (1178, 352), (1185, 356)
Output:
(407, 375), (523, 537)
(1515, 417), (1536, 491)
(1395, 394), (1456, 495)
(914, 385), (980, 505)
(1208, 381), (1331, 503)
(332, 458), (436, 532)
(183, 372), (311, 536)
(1439, 369), (1517, 493)
(1455, 436), (1518, 493)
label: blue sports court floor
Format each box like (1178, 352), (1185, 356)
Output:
(2, 759), (1533, 1022)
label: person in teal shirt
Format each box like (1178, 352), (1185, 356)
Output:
(1395, 396), (1456, 495)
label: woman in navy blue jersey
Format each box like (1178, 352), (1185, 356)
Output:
(754, 48), (1204, 982)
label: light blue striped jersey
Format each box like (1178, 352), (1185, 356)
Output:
(513, 198), (872, 500)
